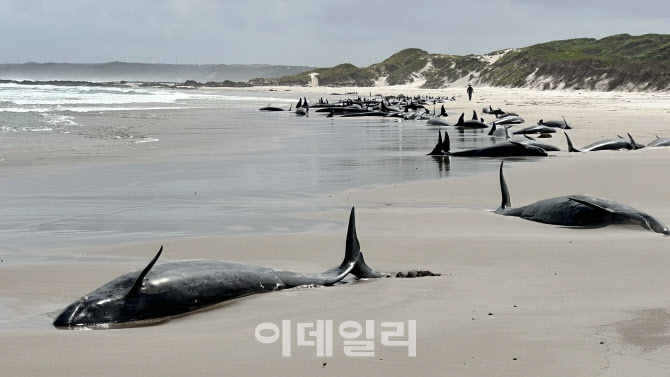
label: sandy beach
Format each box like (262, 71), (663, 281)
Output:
(2, 85), (670, 376)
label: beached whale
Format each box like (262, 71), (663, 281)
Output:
(494, 162), (669, 235)
(488, 126), (561, 151)
(538, 118), (572, 129)
(483, 105), (506, 116)
(53, 208), (384, 328)
(426, 117), (454, 126)
(487, 124), (511, 138)
(517, 135), (561, 152)
(455, 111), (488, 129)
(647, 136), (670, 148)
(428, 131), (547, 157)
(259, 104), (292, 112)
(564, 132), (637, 152)
(512, 125), (557, 135)
(491, 115), (524, 126)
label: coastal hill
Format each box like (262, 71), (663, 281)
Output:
(0, 62), (314, 83)
(256, 34), (670, 91)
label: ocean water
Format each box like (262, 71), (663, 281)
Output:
(0, 84), (541, 258)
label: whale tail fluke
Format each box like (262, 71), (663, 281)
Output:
(564, 132), (580, 152)
(496, 162), (512, 214)
(342, 207), (384, 279)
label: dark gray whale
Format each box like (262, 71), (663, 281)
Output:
(429, 131), (547, 157)
(564, 132), (637, 152)
(495, 162), (669, 235)
(512, 125), (557, 135)
(53, 208), (384, 328)
(259, 104), (292, 112)
(648, 136), (670, 148)
(538, 117), (572, 129)
(455, 112), (488, 129)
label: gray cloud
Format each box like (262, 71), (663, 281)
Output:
(0, 0), (668, 67)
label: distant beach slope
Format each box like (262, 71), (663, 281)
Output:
(257, 33), (670, 91)
(0, 62), (314, 83)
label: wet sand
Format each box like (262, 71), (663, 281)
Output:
(2, 86), (670, 376)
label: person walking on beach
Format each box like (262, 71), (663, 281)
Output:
(467, 84), (474, 101)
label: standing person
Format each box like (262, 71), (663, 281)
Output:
(467, 84), (474, 101)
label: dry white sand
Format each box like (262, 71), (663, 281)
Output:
(2, 86), (670, 376)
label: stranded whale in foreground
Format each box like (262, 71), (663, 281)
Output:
(494, 162), (669, 235)
(53, 208), (384, 328)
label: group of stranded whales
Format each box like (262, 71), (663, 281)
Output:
(54, 96), (670, 328)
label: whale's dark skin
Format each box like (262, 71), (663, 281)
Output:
(494, 162), (669, 235)
(538, 118), (572, 129)
(259, 104), (291, 112)
(491, 115), (524, 126)
(455, 112), (488, 129)
(647, 136), (670, 148)
(427, 131), (547, 157)
(53, 208), (384, 328)
(512, 125), (557, 135)
(426, 117), (454, 126)
(519, 134), (561, 151)
(564, 132), (637, 152)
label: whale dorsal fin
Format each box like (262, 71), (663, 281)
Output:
(496, 162), (511, 213)
(289, 103), (292, 111)
(564, 132), (580, 152)
(488, 124), (496, 136)
(627, 133), (638, 150)
(456, 113), (464, 126)
(504, 126), (511, 139)
(442, 131), (451, 152)
(126, 246), (163, 299)
(567, 197), (614, 214)
(524, 134), (535, 141)
(472, 110), (478, 121)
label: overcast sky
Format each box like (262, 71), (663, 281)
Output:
(1, 0), (668, 67)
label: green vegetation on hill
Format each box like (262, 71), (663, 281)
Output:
(265, 33), (670, 91)
(481, 34), (670, 90)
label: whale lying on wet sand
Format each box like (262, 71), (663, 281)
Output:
(564, 132), (637, 152)
(53, 208), (384, 328)
(495, 162), (669, 235)
(428, 131), (547, 157)
(538, 117), (572, 129)
(455, 111), (488, 129)
(648, 136), (670, 148)
(259, 104), (292, 112)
